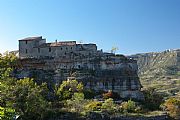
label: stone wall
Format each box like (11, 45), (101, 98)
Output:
(19, 36), (46, 58)
(19, 36), (97, 59)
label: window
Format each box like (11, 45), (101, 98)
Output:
(49, 47), (51, 52)
(25, 49), (28, 53)
(26, 41), (28, 44)
(71, 47), (72, 50)
(66, 47), (68, 50)
(38, 48), (40, 53)
(78, 65), (81, 69)
(61, 48), (63, 50)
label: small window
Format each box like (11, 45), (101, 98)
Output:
(78, 65), (81, 69)
(66, 47), (68, 50)
(65, 52), (66, 55)
(38, 48), (40, 53)
(25, 49), (28, 53)
(49, 47), (51, 52)
(71, 47), (72, 50)
(61, 48), (63, 50)
(26, 41), (28, 44)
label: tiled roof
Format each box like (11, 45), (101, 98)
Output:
(35, 41), (76, 48)
(19, 36), (42, 41)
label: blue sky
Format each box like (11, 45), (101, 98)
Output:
(0, 0), (180, 55)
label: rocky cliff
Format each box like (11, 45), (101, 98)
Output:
(129, 49), (180, 97)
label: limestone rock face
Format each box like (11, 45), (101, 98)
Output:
(16, 36), (144, 100)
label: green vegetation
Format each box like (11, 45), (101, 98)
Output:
(0, 52), (179, 119)
(0, 106), (15, 120)
(56, 79), (83, 100)
(142, 87), (164, 111)
(120, 99), (139, 113)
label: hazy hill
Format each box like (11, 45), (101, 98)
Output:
(129, 49), (180, 98)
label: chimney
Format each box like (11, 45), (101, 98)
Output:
(55, 39), (57, 45)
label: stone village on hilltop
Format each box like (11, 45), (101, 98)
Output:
(15, 36), (144, 100)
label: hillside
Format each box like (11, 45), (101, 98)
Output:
(129, 49), (180, 98)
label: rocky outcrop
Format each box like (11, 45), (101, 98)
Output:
(16, 36), (144, 100)
(16, 54), (144, 100)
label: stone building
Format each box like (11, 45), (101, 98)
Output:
(19, 36), (97, 59)
(17, 36), (144, 100)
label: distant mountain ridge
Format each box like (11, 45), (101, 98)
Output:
(129, 49), (180, 76)
(129, 49), (180, 97)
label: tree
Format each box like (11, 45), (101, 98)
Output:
(0, 106), (15, 120)
(111, 47), (119, 54)
(0, 53), (64, 119)
(56, 79), (83, 100)
(7, 78), (49, 119)
(0, 52), (18, 119)
(0, 52), (17, 77)
(66, 92), (85, 113)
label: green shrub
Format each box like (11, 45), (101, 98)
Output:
(142, 87), (164, 111)
(65, 92), (85, 113)
(84, 100), (102, 112)
(56, 80), (83, 100)
(0, 106), (15, 120)
(121, 99), (136, 113)
(101, 98), (116, 113)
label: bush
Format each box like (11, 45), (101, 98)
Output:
(0, 106), (15, 120)
(84, 100), (102, 112)
(121, 99), (135, 113)
(142, 87), (164, 111)
(163, 97), (180, 119)
(65, 92), (85, 113)
(101, 98), (116, 113)
(120, 99), (141, 113)
(56, 80), (83, 100)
